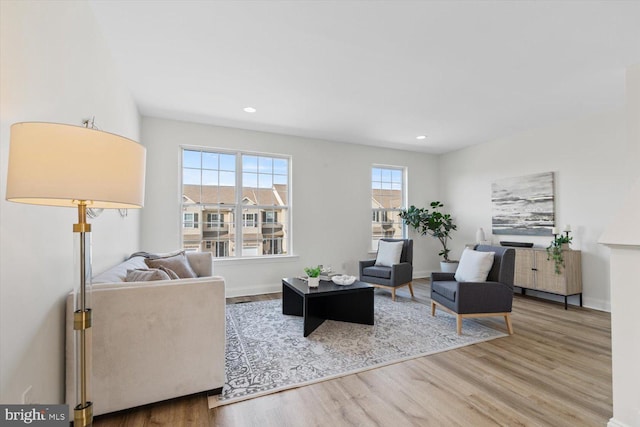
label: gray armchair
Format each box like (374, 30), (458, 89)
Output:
(359, 239), (413, 301)
(430, 245), (515, 335)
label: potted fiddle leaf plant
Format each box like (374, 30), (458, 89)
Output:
(304, 265), (322, 288)
(546, 234), (573, 274)
(400, 201), (458, 272)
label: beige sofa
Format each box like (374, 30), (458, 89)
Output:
(65, 252), (226, 416)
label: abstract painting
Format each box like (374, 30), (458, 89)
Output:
(492, 172), (554, 236)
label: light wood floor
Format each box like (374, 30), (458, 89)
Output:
(94, 279), (612, 426)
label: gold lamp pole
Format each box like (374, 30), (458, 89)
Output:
(73, 201), (92, 426)
(5, 122), (146, 426)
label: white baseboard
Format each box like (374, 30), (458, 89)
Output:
(415, 272), (611, 313)
(608, 417), (630, 427)
(239, 271), (611, 314)
(582, 296), (611, 312)
(514, 288), (610, 313)
(413, 270), (432, 279)
(226, 282), (281, 298)
(227, 272), (435, 298)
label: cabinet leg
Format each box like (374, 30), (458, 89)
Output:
(564, 296), (568, 310)
(579, 293), (583, 307)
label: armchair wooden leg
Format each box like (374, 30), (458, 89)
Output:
(504, 314), (514, 335)
(391, 288), (396, 301)
(456, 315), (463, 335)
(431, 301), (436, 316)
(407, 282), (414, 298)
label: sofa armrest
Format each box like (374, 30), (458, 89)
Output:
(186, 251), (214, 277)
(66, 276), (226, 416)
(431, 272), (456, 282)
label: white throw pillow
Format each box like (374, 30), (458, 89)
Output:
(375, 241), (404, 267)
(454, 248), (495, 282)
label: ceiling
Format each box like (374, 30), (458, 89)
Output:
(88, 0), (640, 154)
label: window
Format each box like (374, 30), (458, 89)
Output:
(372, 211), (389, 223)
(183, 212), (199, 228)
(262, 211), (277, 223)
(182, 148), (290, 258)
(371, 166), (406, 250)
(206, 212), (224, 227)
(242, 213), (258, 227)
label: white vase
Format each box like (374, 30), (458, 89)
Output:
(308, 276), (320, 288)
(476, 227), (486, 244)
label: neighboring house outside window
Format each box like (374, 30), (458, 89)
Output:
(183, 212), (199, 228)
(181, 148), (290, 258)
(371, 165), (406, 250)
(242, 213), (258, 227)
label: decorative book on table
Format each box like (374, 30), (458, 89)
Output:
(320, 272), (339, 281)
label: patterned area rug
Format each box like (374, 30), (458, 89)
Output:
(208, 294), (507, 408)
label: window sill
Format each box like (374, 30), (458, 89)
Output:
(212, 254), (300, 266)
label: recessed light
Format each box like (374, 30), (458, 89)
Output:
(416, 135), (427, 140)
(243, 107), (257, 113)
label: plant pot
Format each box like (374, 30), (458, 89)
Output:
(308, 276), (320, 288)
(440, 261), (459, 273)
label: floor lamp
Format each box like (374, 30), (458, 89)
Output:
(5, 122), (146, 426)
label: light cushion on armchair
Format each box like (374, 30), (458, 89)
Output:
(375, 240), (404, 267)
(454, 248), (495, 282)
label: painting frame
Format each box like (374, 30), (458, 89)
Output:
(491, 172), (555, 236)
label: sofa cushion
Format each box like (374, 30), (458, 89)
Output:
(125, 268), (171, 282)
(375, 240), (403, 267)
(159, 266), (180, 280)
(431, 280), (458, 302)
(363, 266), (392, 279)
(145, 252), (198, 278)
(455, 248), (495, 282)
(93, 256), (147, 284)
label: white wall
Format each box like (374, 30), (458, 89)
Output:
(141, 117), (440, 296)
(600, 64), (640, 427)
(439, 111), (630, 311)
(0, 1), (141, 404)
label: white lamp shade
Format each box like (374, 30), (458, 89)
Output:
(6, 122), (146, 208)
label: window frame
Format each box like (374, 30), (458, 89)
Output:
(242, 212), (258, 228)
(183, 212), (199, 229)
(180, 146), (292, 259)
(371, 164), (407, 251)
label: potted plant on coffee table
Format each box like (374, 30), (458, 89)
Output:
(400, 201), (458, 272)
(304, 265), (322, 288)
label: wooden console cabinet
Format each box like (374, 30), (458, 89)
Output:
(513, 248), (582, 309)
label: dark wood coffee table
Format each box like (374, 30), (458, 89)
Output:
(282, 277), (374, 337)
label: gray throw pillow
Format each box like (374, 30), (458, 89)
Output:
(125, 268), (171, 282)
(158, 265), (180, 280)
(144, 252), (198, 278)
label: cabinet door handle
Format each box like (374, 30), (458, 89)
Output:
(531, 268), (538, 271)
